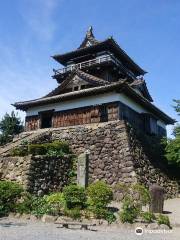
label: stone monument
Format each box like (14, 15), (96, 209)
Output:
(77, 151), (89, 187)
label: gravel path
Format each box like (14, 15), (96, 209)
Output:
(0, 218), (180, 240)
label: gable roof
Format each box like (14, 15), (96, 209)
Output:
(130, 78), (153, 102)
(44, 69), (109, 97)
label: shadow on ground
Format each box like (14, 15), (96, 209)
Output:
(0, 221), (27, 228)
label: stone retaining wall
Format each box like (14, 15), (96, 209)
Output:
(0, 156), (31, 186)
(0, 120), (179, 197)
(51, 121), (136, 185)
(0, 155), (73, 195)
(51, 120), (179, 198)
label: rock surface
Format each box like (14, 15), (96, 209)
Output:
(41, 215), (57, 223)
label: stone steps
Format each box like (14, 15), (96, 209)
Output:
(0, 129), (50, 156)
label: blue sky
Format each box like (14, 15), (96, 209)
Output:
(0, 0), (179, 135)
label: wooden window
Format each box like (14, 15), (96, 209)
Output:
(150, 117), (157, 135)
(119, 102), (143, 129)
(81, 85), (86, 89)
(73, 86), (79, 91)
(142, 113), (158, 135)
(100, 104), (108, 122)
(39, 110), (54, 129)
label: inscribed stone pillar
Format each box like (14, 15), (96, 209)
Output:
(149, 184), (164, 213)
(77, 152), (89, 187)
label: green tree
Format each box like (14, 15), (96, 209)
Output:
(165, 100), (180, 166)
(0, 111), (23, 146)
(173, 99), (180, 115)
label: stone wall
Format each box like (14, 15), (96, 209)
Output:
(51, 120), (179, 198)
(28, 155), (73, 195)
(0, 156), (31, 186)
(0, 155), (73, 195)
(0, 120), (179, 198)
(127, 125), (179, 198)
(51, 121), (136, 185)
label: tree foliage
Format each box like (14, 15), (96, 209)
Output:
(0, 111), (23, 146)
(165, 100), (180, 166)
(173, 99), (180, 116)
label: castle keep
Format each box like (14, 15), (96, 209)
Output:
(13, 27), (174, 134)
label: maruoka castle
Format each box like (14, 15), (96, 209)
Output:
(14, 27), (174, 134)
(0, 27), (178, 198)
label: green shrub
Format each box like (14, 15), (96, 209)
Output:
(28, 144), (46, 155)
(15, 192), (34, 214)
(119, 197), (140, 224)
(131, 184), (151, 207)
(0, 181), (23, 216)
(28, 141), (70, 156)
(87, 181), (113, 221)
(86, 206), (116, 223)
(141, 211), (156, 223)
(64, 207), (81, 220)
(11, 146), (28, 156)
(31, 196), (49, 217)
(46, 149), (64, 157)
(157, 214), (171, 228)
(63, 185), (86, 209)
(45, 193), (66, 215)
(11, 140), (29, 156)
(46, 141), (70, 154)
(15, 192), (66, 217)
(87, 206), (106, 219)
(104, 210), (116, 223)
(87, 181), (113, 209)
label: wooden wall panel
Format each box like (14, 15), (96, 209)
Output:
(52, 103), (118, 128)
(25, 116), (39, 131)
(25, 102), (119, 130)
(107, 104), (119, 121)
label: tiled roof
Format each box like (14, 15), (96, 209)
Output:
(130, 79), (144, 86)
(13, 81), (175, 124)
(78, 26), (100, 49)
(14, 81), (125, 109)
(130, 78), (153, 102)
(44, 69), (109, 97)
(52, 37), (146, 76)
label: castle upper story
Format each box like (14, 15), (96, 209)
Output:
(13, 27), (174, 135)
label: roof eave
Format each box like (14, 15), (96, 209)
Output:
(120, 85), (175, 125)
(13, 83), (175, 125)
(52, 39), (147, 75)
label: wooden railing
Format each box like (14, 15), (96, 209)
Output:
(53, 54), (135, 79)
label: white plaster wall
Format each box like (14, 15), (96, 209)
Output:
(118, 94), (147, 113)
(26, 91), (166, 129)
(26, 92), (146, 116)
(26, 92), (119, 116)
(157, 120), (166, 128)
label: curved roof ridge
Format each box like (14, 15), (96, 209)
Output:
(43, 69), (109, 98)
(78, 26), (100, 49)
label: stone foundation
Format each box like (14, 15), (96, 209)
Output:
(51, 120), (179, 198)
(0, 120), (179, 198)
(0, 155), (73, 195)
